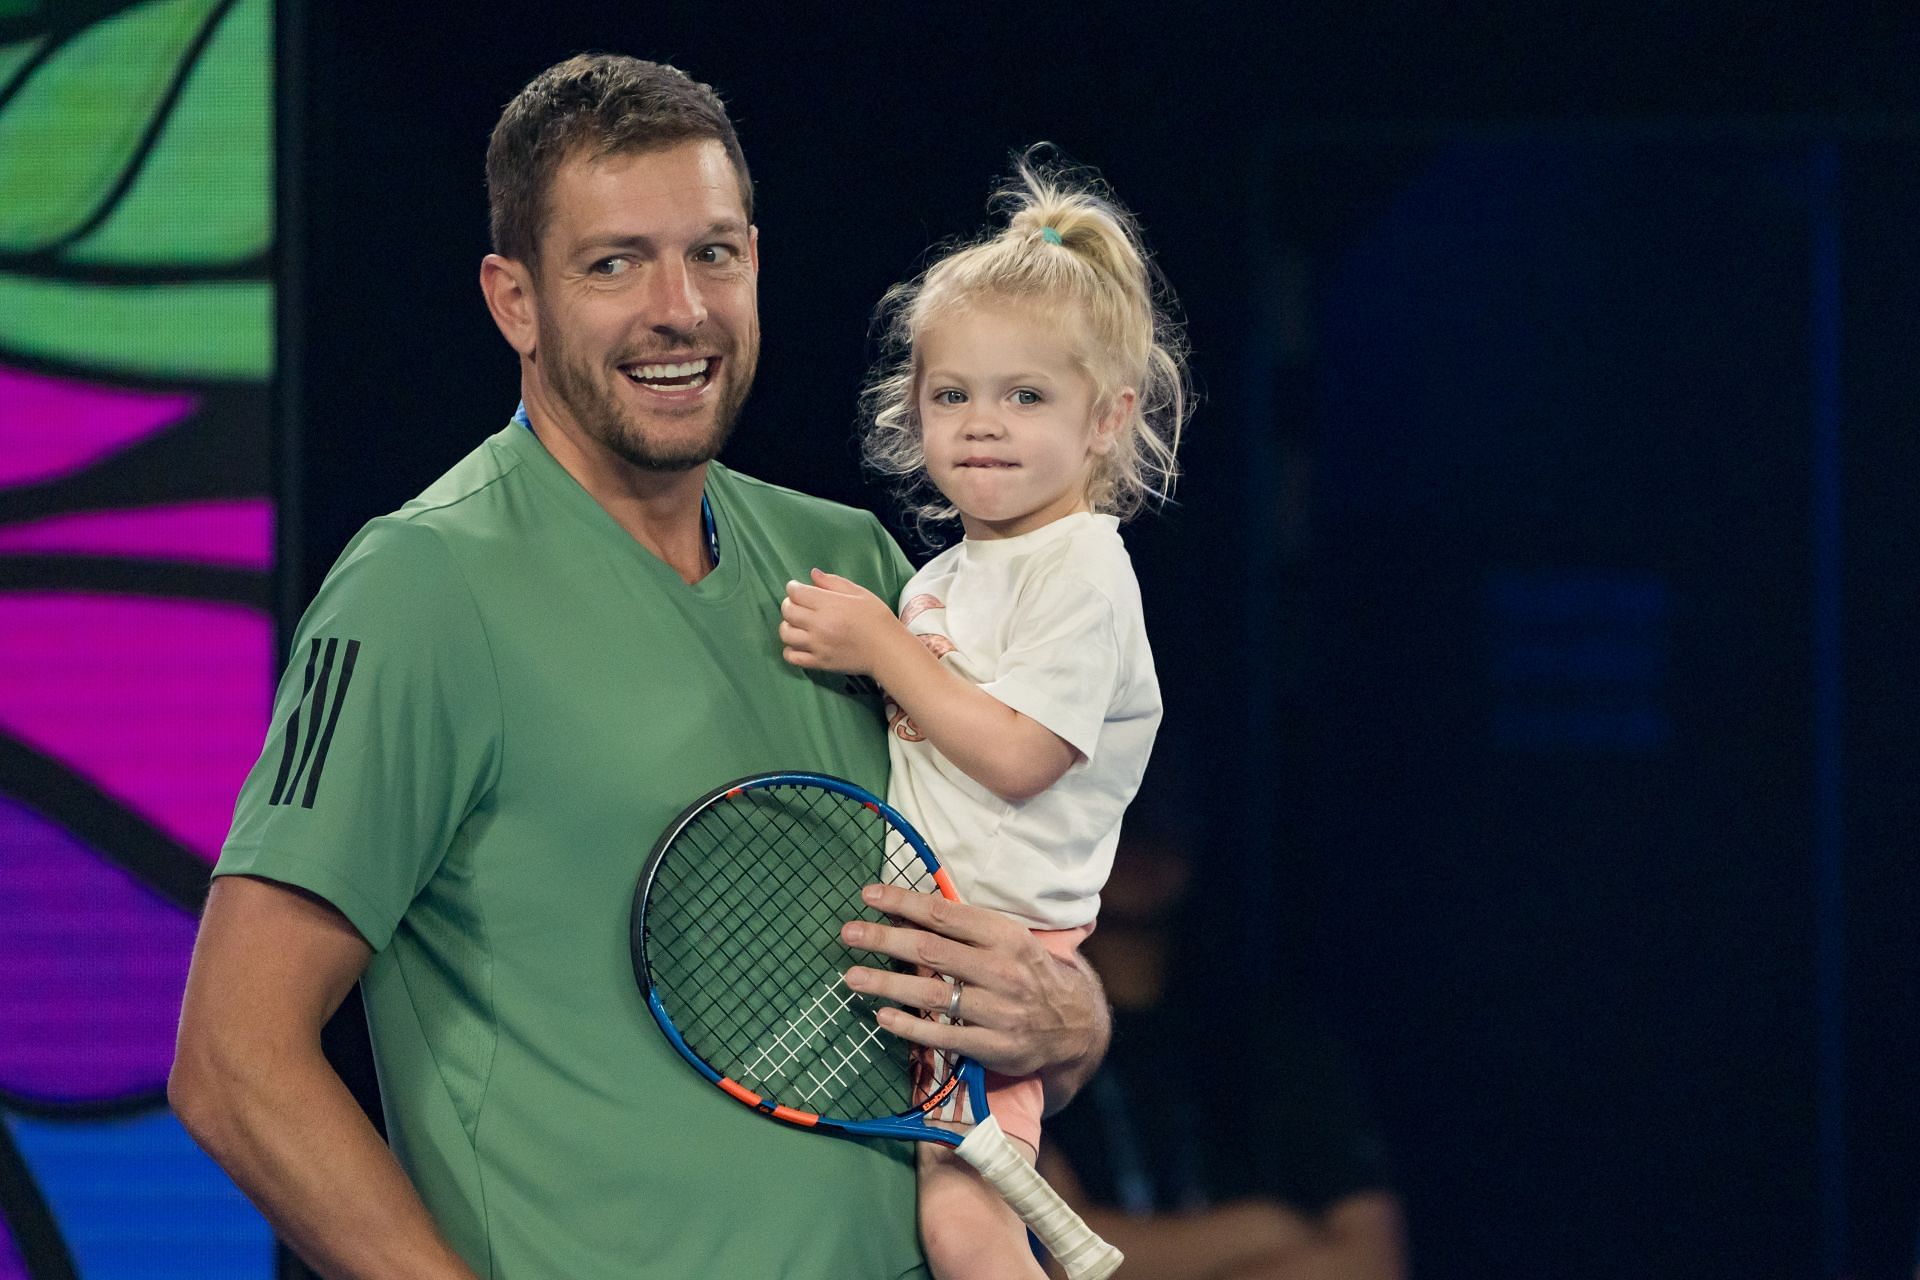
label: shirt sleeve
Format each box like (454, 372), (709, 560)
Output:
(977, 571), (1120, 761)
(216, 517), (502, 951)
(866, 513), (917, 604)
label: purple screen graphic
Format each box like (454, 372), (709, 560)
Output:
(0, 500), (274, 570)
(0, 595), (273, 862)
(0, 369), (198, 488)
(0, 1223), (25, 1280)
(0, 797), (196, 1103)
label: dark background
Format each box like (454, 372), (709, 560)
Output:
(287, 6), (1920, 1278)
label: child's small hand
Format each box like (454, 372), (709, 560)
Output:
(780, 568), (903, 676)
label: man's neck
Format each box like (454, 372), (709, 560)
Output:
(520, 386), (713, 585)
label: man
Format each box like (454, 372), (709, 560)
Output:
(170, 54), (1108, 1280)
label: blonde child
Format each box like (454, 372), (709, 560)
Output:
(778, 153), (1189, 1279)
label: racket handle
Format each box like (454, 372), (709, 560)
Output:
(955, 1114), (1123, 1280)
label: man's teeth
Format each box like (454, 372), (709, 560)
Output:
(624, 358), (712, 385)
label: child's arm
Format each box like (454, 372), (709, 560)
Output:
(780, 568), (1078, 803)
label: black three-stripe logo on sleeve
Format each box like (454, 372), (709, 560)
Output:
(268, 636), (362, 808)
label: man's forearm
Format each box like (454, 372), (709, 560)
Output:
(171, 1042), (475, 1280)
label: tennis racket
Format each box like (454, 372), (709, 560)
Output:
(630, 771), (1123, 1280)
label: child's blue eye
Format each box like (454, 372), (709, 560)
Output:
(1012, 389), (1042, 405)
(933, 389), (966, 405)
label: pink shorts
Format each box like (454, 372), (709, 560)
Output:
(932, 923), (1094, 1152)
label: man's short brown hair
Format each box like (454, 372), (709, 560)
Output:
(486, 54), (753, 269)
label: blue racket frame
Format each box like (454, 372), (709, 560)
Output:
(631, 770), (988, 1147)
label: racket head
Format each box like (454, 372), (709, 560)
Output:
(631, 771), (978, 1143)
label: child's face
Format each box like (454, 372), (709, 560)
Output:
(916, 301), (1114, 541)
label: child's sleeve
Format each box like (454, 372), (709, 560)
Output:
(975, 573), (1120, 762)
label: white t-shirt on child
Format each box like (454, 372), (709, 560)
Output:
(884, 511), (1161, 930)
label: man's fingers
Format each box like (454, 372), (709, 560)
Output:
(843, 965), (971, 1018)
(842, 965), (1010, 1033)
(854, 884), (1022, 948)
(841, 918), (1002, 981)
(871, 1007), (1034, 1075)
(839, 884), (1094, 1082)
(864, 1005), (1036, 1074)
(840, 954), (1017, 1063)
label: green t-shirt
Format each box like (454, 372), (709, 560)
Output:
(218, 422), (925, 1279)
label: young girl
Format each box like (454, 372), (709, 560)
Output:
(778, 154), (1189, 1279)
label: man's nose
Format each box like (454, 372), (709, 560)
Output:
(645, 260), (707, 333)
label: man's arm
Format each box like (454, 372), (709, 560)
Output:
(170, 876), (478, 1280)
(840, 883), (1111, 1113)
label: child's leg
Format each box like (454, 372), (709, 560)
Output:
(917, 1135), (1047, 1280)
(916, 927), (1092, 1277)
(920, 1069), (1049, 1279)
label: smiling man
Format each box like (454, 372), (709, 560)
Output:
(170, 56), (1110, 1280)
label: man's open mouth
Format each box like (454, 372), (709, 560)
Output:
(620, 356), (715, 391)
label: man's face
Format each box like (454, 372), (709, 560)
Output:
(528, 140), (759, 471)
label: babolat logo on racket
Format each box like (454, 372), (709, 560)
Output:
(268, 636), (361, 808)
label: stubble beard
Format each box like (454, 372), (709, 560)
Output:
(542, 325), (758, 473)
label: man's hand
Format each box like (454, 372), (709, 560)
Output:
(841, 883), (1110, 1110)
(172, 877), (480, 1280)
(779, 568), (907, 677)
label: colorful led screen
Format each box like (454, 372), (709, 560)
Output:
(0, 0), (277, 1274)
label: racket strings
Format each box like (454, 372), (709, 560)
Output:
(644, 784), (937, 1118)
(662, 815), (857, 1074)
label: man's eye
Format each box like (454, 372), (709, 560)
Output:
(695, 244), (738, 265)
(591, 258), (630, 277)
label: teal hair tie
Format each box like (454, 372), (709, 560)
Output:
(1040, 226), (1063, 246)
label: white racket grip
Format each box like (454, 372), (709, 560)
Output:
(955, 1114), (1123, 1279)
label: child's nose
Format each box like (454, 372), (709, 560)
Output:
(962, 408), (1005, 437)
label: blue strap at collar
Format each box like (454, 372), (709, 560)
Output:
(513, 402), (719, 567)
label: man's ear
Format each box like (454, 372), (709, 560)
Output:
(480, 253), (539, 358)
(1093, 387), (1137, 455)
